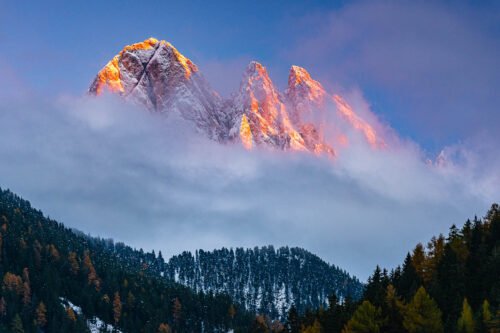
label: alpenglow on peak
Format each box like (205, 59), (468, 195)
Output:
(89, 37), (384, 155)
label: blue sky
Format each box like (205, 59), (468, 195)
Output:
(1, 1), (500, 279)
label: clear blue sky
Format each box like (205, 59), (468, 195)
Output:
(1, 0), (499, 151)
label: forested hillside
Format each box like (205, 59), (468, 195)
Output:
(166, 247), (362, 319)
(286, 204), (500, 333)
(1, 185), (498, 333)
(0, 188), (254, 332)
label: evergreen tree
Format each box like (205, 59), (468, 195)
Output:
(342, 300), (384, 333)
(302, 319), (321, 333)
(35, 301), (47, 328)
(456, 298), (475, 333)
(158, 322), (171, 333)
(10, 314), (23, 333)
(477, 300), (492, 333)
(287, 305), (300, 333)
(403, 287), (443, 333)
(382, 284), (405, 333)
(364, 266), (386, 307)
(113, 292), (121, 324)
(396, 254), (420, 301)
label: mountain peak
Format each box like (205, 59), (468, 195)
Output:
(289, 65), (312, 84)
(89, 37), (225, 140)
(243, 61), (271, 84)
(286, 65), (325, 106)
(89, 37), (199, 97)
(89, 37), (381, 155)
(246, 61), (266, 73)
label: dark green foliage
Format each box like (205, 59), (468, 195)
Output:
(403, 286), (443, 333)
(288, 204), (500, 333)
(166, 246), (363, 318)
(343, 300), (384, 333)
(0, 188), (254, 332)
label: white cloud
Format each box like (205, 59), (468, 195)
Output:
(0, 95), (497, 280)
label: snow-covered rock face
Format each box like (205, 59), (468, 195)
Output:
(89, 37), (226, 141)
(89, 37), (383, 155)
(228, 62), (312, 153)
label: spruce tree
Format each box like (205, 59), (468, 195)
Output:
(403, 287), (443, 333)
(10, 314), (23, 333)
(287, 305), (300, 333)
(457, 298), (475, 333)
(342, 300), (384, 333)
(382, 284), (405, 333)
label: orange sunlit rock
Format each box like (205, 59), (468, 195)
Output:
(94, 56), (124, 95)
(332, 95), (383, 148)
(92, 37), (198, 95)
(167, 41), (198, 79)
(288, 65), (325, 106)
(239, 114), (253, 150)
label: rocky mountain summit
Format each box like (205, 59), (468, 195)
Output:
(90, 37), (384, 155)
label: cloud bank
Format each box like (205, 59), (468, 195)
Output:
(0, 94), (498, 280)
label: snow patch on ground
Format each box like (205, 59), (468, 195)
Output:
(60, 297), (122, 333)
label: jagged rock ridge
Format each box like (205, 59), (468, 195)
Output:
(90, 37), (384, 154)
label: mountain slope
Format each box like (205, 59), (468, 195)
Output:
(166, 246), (363, 319)
(0, 187), (363, 331)
(0, 188), (253, 332)
(89, 37), (383, 155)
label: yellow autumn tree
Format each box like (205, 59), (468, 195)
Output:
(36, 301), (47, 327)
(302, 319), (322, 333)
(3, 272), (23, 295)
(68, 252), (79, 275)
(342, 300), (384, 333)
(113, 292), (122, 324)
(457, 298), (475, 333)
(172, 297), (182, 323)
(158, 323), (171, 333)
(66, 307), (77, 322)
(83, 251), (100, 291)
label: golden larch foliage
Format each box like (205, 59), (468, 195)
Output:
(113, 292), (122, 324)
(36, 301), (47, 327)
(66, 306), (77, 322)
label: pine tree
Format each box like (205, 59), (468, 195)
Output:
(68, 252), (79, 275)
(172, 297), (182, 323)
(477, 300), (492, 333)
(36, 301), (47, 327)
(0, 298), (5, 317)
(158, 322), (171, 333)
(83, 251), (100, 291)
(412, 243), (427, 282)
(342, 300), (384, 333)
(113, 292), (122, 324)
(364, 266), (386, 307)
(403, 287), (443, 333)
(251, 315), (269, 333)
(397, 254), (420, 301)
(66, 306), (77, 322)
(10, 314), (23, 333)
(302, 319), (322, 333)
(287, 305), (300, 333)
(383, 284), (405, 333)
(21, 268), (30, 305)
(457, 298), (475, 333)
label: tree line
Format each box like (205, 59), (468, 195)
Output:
(263, 204), (500, 333)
